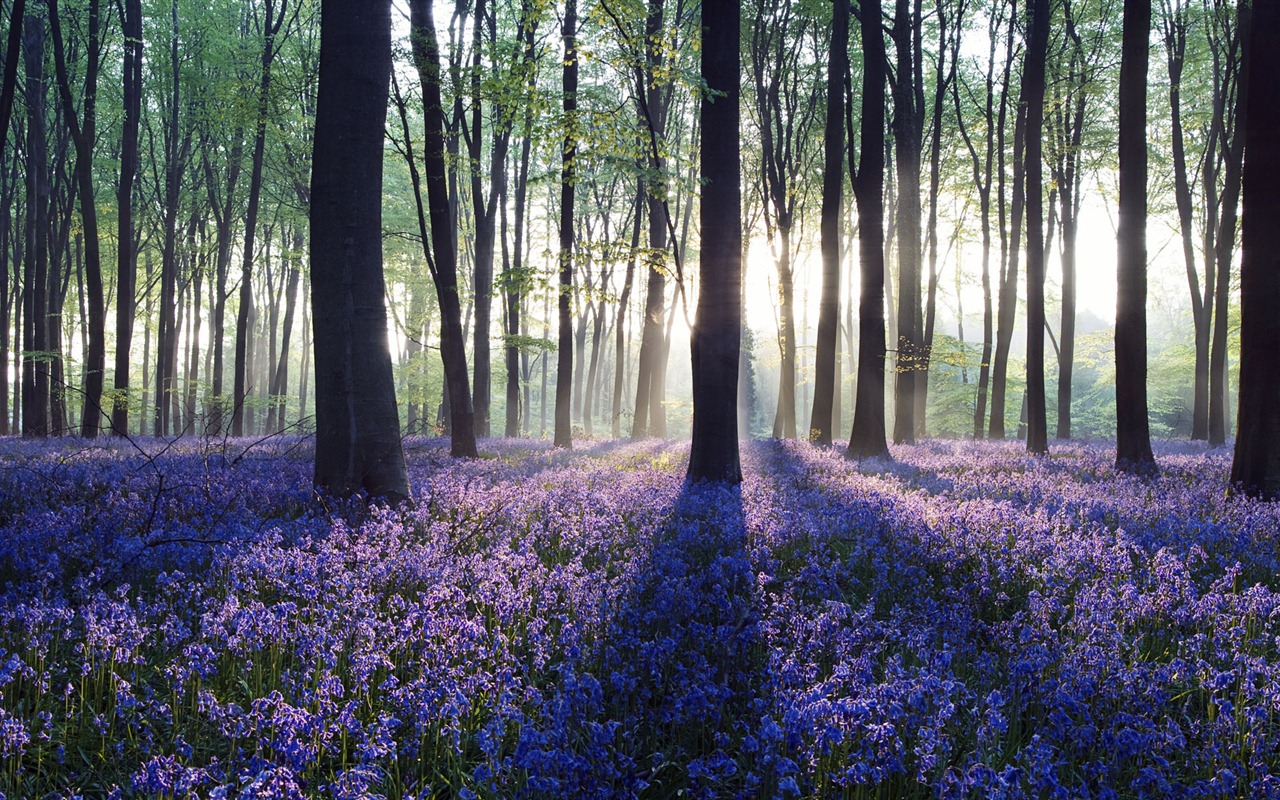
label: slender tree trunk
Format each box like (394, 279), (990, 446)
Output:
(810, 0), (847, 446)
(311, 0), (409, 502)
(848, 0), (889, 460)
(21, 7), (49, 438)
(109, 0), (141, 435)
(989, 11), (1022, 439)
(613, 180), (642, 437)
(554, 0), (577, 448)
(0, 0), (26, 148)
(49, 0), (104, 436)
(1160, 1), (1209, 440)
(1210, 53), (1247, 446)
(233, 0), (287, 437)
(409, 0), (477, 457)
(1116, 0), (1156, 473)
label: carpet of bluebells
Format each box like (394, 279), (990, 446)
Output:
(1, 434), (1279, 799)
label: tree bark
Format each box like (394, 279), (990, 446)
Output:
(688, 0), (741, 482)
(1023, 0), (1050, 455)
(810, 0), (847, 446)
(554, 0), (576, 448)
(233, 0), (287, 437)
(1230, 0), (1279, 499)
(49, 0), (104, 436)
(21, 6), (49, 438)
(409, 0), (478, 457)
(311, 0), (410, 503)
(989, 11), (1022, 440)
(847, 0), (890, 461)
(1115, 0), (1156, 474)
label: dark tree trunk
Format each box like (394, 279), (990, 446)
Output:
(810, 0), (847, 446)
(890, 0), (924, 445)
(688, 0), (741, 482)
(155, 0), (187, 437)
(21, 7), (49, 438)
(310, 0), (410, 503)
(554, 0), (576, 449)
(1022, 0), (1049, 455)
(110, 0), (140, 436)
(49, 0), (104, 436)
(1115, 0), (1156, 474)
(0, 0), (25, 146)
(409, 0), (477, 457)
(1230, 0), (1279, 499)
(847, 0), (889, 461)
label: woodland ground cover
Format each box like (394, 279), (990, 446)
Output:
(0, 436), (1278, 799)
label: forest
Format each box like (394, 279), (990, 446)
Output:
(3, 0), (1280, 795)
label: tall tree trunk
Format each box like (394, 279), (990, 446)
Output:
(631, 0), (671, 440)
(688, 0), (741, 482)
(409, 0), (477, 457)
(1160, 0), (1209, 440)
(21, 6), (49, 437)
(1230, 0), (1278, 498)
(1116, 0), (1156, 473)
(311, 0), (410, 503)
(49, 0), (104, 436)
(1209, 39), (1247, 446)
(554, 0), (576, 448)
(810, 0), (847, 446)
(989, 12), (1023, 439)
(890, 0), (924, 444)
(232, 0), (287, 437)
(847, 0), (889, 460)
(110, 0), (140, 435)
(504, 103), (534, 437)
(0, 0), (26, 147)
(155, 0), (185, 437)
(1023, 0), (1050, 454)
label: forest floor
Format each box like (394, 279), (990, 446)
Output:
(0, 434), (1277, 799)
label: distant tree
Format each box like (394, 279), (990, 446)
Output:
(810, 0), (847, 447)
(1022, 0), (1050, 455)
(1230, 0), (1277, 499)
(687, 0), (741, 482)
(554, 0), (576, 449)
(310, 0), (410, 502)
(1115, 0), (1156, 474)
(847, 0), (890, 461)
